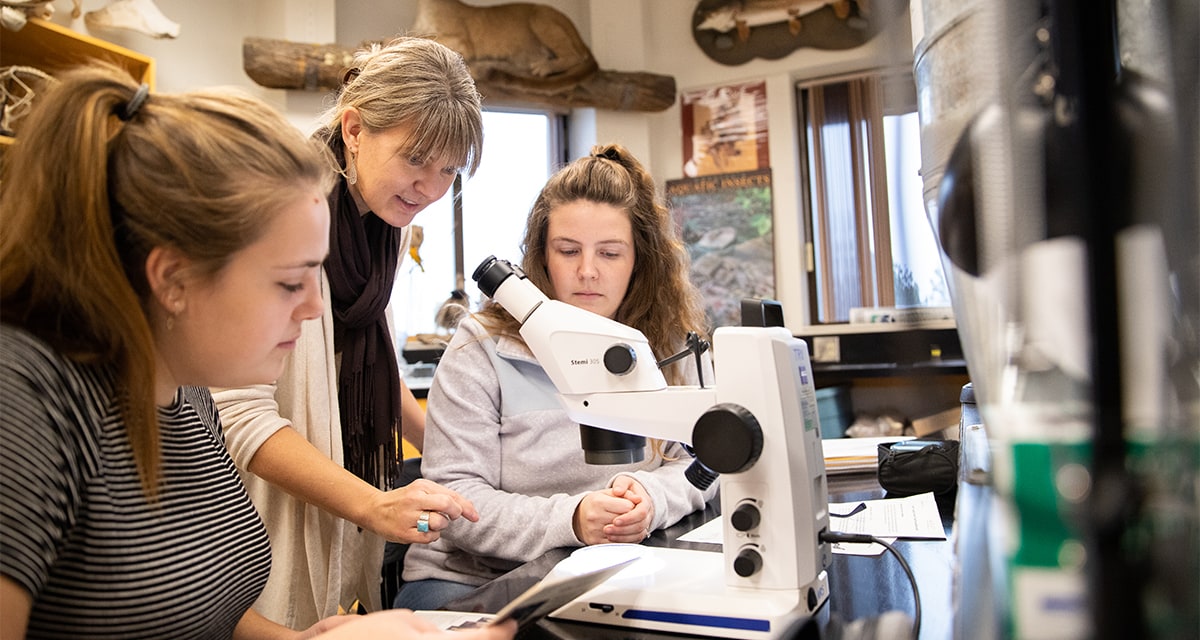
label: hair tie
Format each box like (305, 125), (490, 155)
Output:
(594, 147), (621, 162)
(118, 83), (150, 121)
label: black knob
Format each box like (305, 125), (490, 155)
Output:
(603, 343), (636, 375)
(733, 547), (763, 578)
(730, 503), (761, 532)
(683, 458), (719, 491)
(691, 403), (763, 474)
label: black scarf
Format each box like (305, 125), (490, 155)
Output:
(322, 133), (404, 489)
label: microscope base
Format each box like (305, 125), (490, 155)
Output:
(548, 546), (829, 639)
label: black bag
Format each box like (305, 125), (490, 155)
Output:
(877, 439), (960, 498)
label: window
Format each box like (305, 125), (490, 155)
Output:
(797, 70), (949, 324)
(389, 110), (564, 344)
(884, 110), (950, 309)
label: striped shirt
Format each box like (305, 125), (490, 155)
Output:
(1, 325), (272, 639)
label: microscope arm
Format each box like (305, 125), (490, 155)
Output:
(556, 387), (718, 445)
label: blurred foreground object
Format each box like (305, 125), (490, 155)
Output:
(913, 0), (1198, 637)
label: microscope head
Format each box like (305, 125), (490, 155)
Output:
(474, 256), (651, 464)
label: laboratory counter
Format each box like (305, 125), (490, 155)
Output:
(439, 473), (957, 640)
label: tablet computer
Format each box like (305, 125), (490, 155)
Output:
(414, 556), (638, 632)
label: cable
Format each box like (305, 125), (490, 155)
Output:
(819, 531), (921, 639)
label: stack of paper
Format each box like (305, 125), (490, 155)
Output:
(820, 436), (913, 474)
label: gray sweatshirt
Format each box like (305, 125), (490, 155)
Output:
(403, 317), (718, 585)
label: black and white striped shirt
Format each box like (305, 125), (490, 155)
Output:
(1, 325), (272, 639)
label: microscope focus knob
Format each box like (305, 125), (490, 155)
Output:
(691, 403), (763, 474)
(730, 503), (761, 532)
(733, 547), (763, 577)
(603, 343), (636, 375)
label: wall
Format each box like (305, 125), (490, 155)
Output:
(313, 0), (916, 328)
(27, 0), (950, 426)
(39, 0), (913, 326)
(632, 1), (916, 328)
(36, 0), (335, 132)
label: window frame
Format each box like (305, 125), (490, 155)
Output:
(796, 67), (935, 325)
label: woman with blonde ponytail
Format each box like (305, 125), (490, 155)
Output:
(0, 62), (513, 640)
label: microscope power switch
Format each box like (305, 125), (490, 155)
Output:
(730, 503), (761, 531)
(733, 547), (764, 577)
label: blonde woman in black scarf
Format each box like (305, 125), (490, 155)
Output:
(211, 36), (486, 629)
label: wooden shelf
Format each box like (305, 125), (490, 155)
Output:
(1, 17), (155, 147)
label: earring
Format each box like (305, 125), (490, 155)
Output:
(346, 152), (358, 185)
(166, 301), (182, 331)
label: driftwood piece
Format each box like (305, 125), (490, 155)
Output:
(467, 66), (676, 112)
(243, 37), (355, 92)
(243, 37), (676, 112)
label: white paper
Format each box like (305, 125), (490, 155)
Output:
(676, 516), (723, 544)
(413, 610), (496, 630)
(828, 492), (946, 540)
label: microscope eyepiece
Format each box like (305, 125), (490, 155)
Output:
(473, 255), (526, 297)
(472, 255), (499, 283)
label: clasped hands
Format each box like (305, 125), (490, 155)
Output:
(573, 475), (655, 545)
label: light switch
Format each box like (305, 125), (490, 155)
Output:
(812, 336), (840, 363)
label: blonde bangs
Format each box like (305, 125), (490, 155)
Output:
(405, 104), (482, 177)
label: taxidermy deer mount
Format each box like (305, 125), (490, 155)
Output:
(243, 0), (676, 112)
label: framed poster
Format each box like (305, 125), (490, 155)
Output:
(680, 80), (769, 177)
(667, 169), (775, 330)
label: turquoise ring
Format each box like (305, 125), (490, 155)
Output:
(417, 511), (430, 533)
